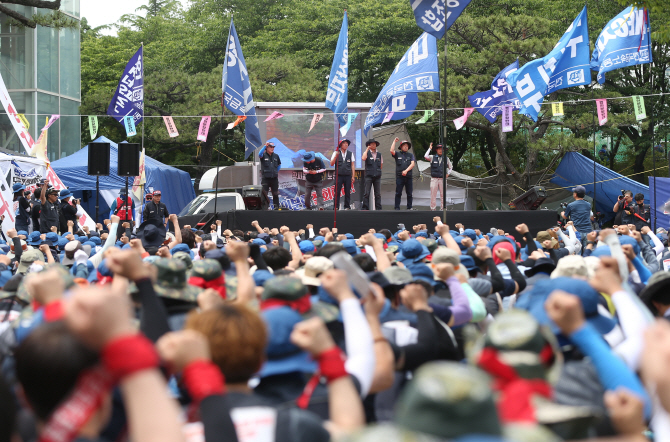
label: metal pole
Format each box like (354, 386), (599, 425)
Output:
(140, 41), (145, 224)
(442, 31), (448, 223)
(125, 177), (129, 224)
(592, 102), (597, 212)
(651, 74), (656, 231)
(334, 122), (340, 229)
(95, 176), (99, 224)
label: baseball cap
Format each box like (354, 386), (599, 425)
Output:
(571, 185), (586, 195)
(153, 190), (162, 196)
(295, 257), (333, 286)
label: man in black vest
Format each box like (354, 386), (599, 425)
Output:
(423, 142), (453, 211)
(361, 139), (383, 210)
(302, 151), (326, 210)
(38, 180), (61, 234)
(259, 141), (282, 210)
(330, 139), (355, 210)
(143, 190), (169, 225)
(390, 138), (416, 210)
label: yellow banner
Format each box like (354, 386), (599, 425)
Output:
(552, 102), (564, 116)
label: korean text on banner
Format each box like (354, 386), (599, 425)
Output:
(502, 106), (514, 132)
(410, 0), (472, 39)
(309, 113), (323, 133)
(454, 108), (474, 130)
(339, 113), (358, 137)
(264, 111), (284, 122)
(325, 12), (349, 126)
(633, 95), (646, 120)
(88, 116), (98, 140)
(416, 110), (435, 124)
(468, 60), (520, 123)
(590, 7), (652, 84)
(222, 19), (262, 159)
(552, 102), (564, 116)
(124, 115), (137, 137)
(364, 33), (439, 134)
(0, 71), (36, 155)
(508, 7), (591, 121)
(107, 46), (143, 124)
(197, 116), (211, 142)
(596, 99), (608, 125)
(162, 116), (179, 137)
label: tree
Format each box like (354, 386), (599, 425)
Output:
(617, 0), (670, 42)
(0, 0), (78, 29)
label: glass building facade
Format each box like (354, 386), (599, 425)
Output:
(0, 2), (81, 160)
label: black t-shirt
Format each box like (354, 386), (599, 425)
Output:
(39, 200), (60, 233)
(143, 201), (169, 222)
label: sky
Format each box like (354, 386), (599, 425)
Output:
(80, 0), (188, 35)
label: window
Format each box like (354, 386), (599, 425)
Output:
(59, 28), (80, 99)
(0, 7), (34, 89)
(37, 93), (59, 159)
(60, 98), (80, 158)
(61, 0), (80, 17)
(200, 196), (238, 214)
(37, 27), (59, 93)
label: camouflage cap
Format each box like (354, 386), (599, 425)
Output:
(153, 259), (201, 302)
(382, 266), (413, 286)
(303, 300), (340, 323)
(422, 238), (438, 254)
(262, 276), (308, 301)
(191, 259), (223, 281)
(172, 251), (193, 270)
(225, 276), (238, 301)
(16, 264), (75, 304)
(396, 362), (502, 440)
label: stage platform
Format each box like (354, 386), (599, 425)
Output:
(177, 209), (559, 239)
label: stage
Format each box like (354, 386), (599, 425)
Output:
(177, 209), (559, 239)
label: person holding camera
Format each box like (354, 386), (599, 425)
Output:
(12, 183), (30, 232)
(561, 186), (594, 246)
(613, 190), (635, 226)
(58, 188), (79, 233)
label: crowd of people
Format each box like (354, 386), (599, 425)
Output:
(1, 180), (670, 442)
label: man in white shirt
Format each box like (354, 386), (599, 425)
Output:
(424, 143), (453, 211)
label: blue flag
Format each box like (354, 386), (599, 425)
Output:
(410, 0), (472, 39)
(508, 7), (591, 121)
(326, 12), (348, 127)
(222, 19), (262, 159)
(468, 60), (520, 123)
(364, 33), (439, 135)
(107, 46), (143, 124)
(590, 7), (652, 84)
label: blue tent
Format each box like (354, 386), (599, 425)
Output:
(51, 136), (195, 222)
(550, 152), (648, 221)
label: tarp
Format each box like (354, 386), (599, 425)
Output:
(51, 136), (195, 220)
(649, 177), (670, 231)
(550, 152), (649, 221)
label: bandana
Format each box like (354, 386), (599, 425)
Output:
(188, 275), (226, 299)
(260, 294), (311, 314)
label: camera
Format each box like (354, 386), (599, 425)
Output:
(560, 202), (568, 209)
(397, 223), (405, 231)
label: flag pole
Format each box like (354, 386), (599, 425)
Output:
(442, 29), (448, 223)
(140, 42), (145, 225)
(334, 119), (340, 230)
(216, 22), (233, 216)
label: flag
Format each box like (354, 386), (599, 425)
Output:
(590, 7), (652, 84)
(502, 106), (514, 132)
(132, 149), (146, 201)
(410, 0), (472, 39)
(309, 113), (323, 132)
(552, 102), (564, 116)
(454, 108), (474, 130)
(124, 116), (137, 137)
(596, 99), (608, 125)
(264, 111), (284, 122)
(468, 60), (520, 123)
(326, 12), (349, 126)
(107, 46), (143, 124)
(415, 110), (435, 124)
(364, 33), (439, 134)
(162, 116), (179, 137)
(339, 113), (358, 137)
(222, 19), (262, 158)
(508, 7), (591, 121)
(227, 115), (247, 130)
(88, 116), (98, 139)
(382, 112), (394, 124)
(17, 114), (29, 129)
(633, 95), (646, 120)
(197, 116), (211, 142)
(0, 71), (36, 155)
(43, 115), (59, 130)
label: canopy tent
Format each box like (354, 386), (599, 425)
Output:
(550, 152), (649, 222)
(51, 136), (195, 222)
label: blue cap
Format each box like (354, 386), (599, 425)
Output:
(591, 246), (611, 257)
(463, 229), (477, 241)
(115, 240), (124, 248)
(373, 233), (386, 241)
(59, 189), (72, 199)
(415, 231), (428, 238)
(341, 239), (360, 256)
(302, 151), (315, 162)
(259, 307), (317, 378)
(299, 240), (315, 254)
(45, 232), (59, 243)
(89, 236), (102, 246)
(572, 185), (586, 195)
(171, 243), (195, 259)
(57, 237), (69, 248)
(345, 233), (354, 240)
(253, 269), (275, 287)
(257, 233), (271, 244)
(12, 183), (25, 193)
(27, 231), (42, 246)
(406, 263), (435, 284)
(98, 259), (113, 277)
(453, 236), (468, 251)
(619, 235), (640, 255)
(397, 239), (429, 264)
(314, 235), (326, 242)
(460, 255), (479, 273)
(252, 238), (267, 246)
(17, 230), (28, 237)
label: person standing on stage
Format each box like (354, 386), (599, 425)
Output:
(58, 189), (79, 233)
(259, 141), (282, 210)
(330, 139), (355, 210)
(361, 139), (383, 210)
(144, 190), (169, 226)
(39, 181), (61, 234)
(424, 142), (453, 211)
(390, 138), (416, 211)
(302, 151), (326, 210)
(12, 183), (30, 232)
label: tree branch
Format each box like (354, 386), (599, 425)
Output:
(0, 4), (36, 28)
(6, 0), (61, 8)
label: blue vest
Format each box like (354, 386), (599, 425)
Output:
(394, 151), (414, 177)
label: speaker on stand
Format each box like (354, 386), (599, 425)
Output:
(87, 142), (111, 223)
(118, 143), (140, 225)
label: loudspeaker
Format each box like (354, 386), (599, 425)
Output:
(510, 186), (547, 210)
(118, 143), (140, 177)
(88, 142), (110, 176)
(242, 185), (268, 210)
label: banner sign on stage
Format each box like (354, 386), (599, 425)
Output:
(107, 46), (143, 124)
(268, 170), (361, 211)
(410, 0), (472, 39)
(596, 99), (608, 125)
(508, 7), (591, 121)
(197, 116), (211, 141)
(222, 19), (262, 159)
(326, 12), (349, 127)
(469, 60), (520, 123)
(364, 32), (439, 134)
(590, 7), (652, 84)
